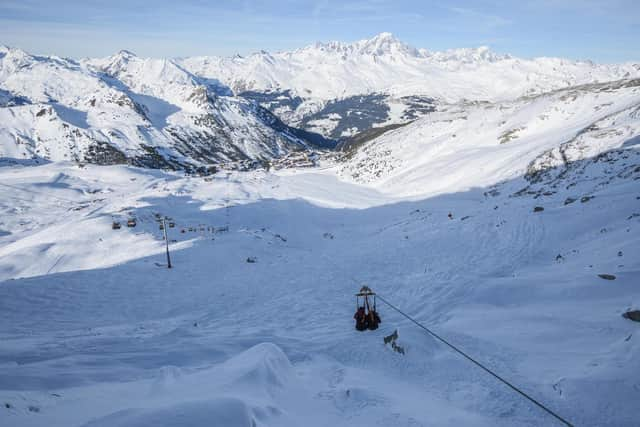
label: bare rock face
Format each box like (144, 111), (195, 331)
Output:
(383, 329), (405, 355)
(598, 274), (616, 280)
(622, 310), (640, 322)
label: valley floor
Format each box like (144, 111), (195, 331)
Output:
(0, 161), (638, 426)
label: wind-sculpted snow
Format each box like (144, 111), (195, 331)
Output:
(82, 344), (292, 427)
(83, 399), (257, 427)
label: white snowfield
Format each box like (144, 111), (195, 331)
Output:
(0, 109), (639, 426)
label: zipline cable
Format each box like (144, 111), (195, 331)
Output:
(375, 294), (574, 427)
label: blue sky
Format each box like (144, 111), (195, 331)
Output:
(1, 0), (638, 62)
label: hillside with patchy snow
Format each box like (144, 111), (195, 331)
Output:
(340, 78), (640, 197)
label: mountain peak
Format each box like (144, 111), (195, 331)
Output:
(357, 32), (419, 57)
(0, 45), (30, 58)
(370, 32), (396, 42)
(87, 49), (140, 77)
(0, 45), (34, 68)
(115, 49), (137, 59)
(301, 33), (420, 58)
(426, 46), (509, 63)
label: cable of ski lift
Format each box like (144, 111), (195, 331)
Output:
(370, 292), (574, 426)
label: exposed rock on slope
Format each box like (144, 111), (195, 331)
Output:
(0, 46), (329, 170)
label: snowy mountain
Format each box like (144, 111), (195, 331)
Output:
(2, 35), (639, 164)
(180, 33), (640, 138)
(1, 35), (640, 427)
(339, 78), (640, 197)
(0, 46), (330, 170)
(181, 32), (639, 102)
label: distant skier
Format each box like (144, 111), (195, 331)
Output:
(448, 212), (453, 220)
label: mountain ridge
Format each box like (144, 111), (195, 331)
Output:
(0, 45), (333, 169)
(177, 33), (640, 138)
(1, 34), (639, 166)
(179, 33), (640, 102)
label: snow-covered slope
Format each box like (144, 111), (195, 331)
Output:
(0, 144), (638, 426)
(340, 78), (640, 197)
(0, 46), (327, 169)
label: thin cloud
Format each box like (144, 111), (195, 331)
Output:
(449, 7), (512, 29)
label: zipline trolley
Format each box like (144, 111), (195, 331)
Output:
(354, 286), (381, 331)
